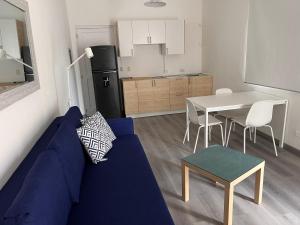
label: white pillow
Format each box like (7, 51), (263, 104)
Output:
(81, 112), (116, 142)
(77, 126), (112, 164)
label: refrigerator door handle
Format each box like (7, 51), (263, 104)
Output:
(102, 71), (117, 74)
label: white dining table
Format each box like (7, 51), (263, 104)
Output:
(186, 91), (289, 148)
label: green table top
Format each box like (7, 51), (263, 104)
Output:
(182, 145), (265, 182)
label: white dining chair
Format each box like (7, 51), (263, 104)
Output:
(226, 101), (278, 156)
(214, 88), (248, 139)
(183, 100), (225, 153)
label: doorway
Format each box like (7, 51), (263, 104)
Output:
(76, 25), (117, 115)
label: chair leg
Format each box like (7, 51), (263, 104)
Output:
(183, 127), (188, 144)
(187, 123), (190, 142)
(254, 127), (257, 144)
(218, 124), (225, 146)
(226, 121), (234, 147)
(194, 126), (202, 153)
(243, 127), (248, 154)
(249, 127), (252, 141)
(267, 125), (278, 157)
(209, 126), (212, 142)
(233, 122), (236, 131)
(224, 118), (228, 141)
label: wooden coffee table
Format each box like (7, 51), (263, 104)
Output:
(182, 145), (265, 225)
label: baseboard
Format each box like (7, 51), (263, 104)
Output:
(128, 110), (185, 118)
(256, 130), (300, 156)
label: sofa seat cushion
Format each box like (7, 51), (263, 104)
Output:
(67, 135), (174, 225)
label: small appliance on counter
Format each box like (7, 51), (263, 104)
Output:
(90, 45), (124, 118)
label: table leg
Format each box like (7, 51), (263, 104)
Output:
(280, 101), (288, 148)
(182, 163), (189, 202)
(224, 184), (234, 225)
(254, 166), (264, 204)
(205, 110), (209, 148)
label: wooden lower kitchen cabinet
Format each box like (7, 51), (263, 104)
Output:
(153, 79), (170, 112)
(136, 78), (170, 113)
(170, 77), (189, 110)
(121, 74), (213, 116)
(136, 79), (156, 113)
(188, 75), (213, 97)
(122, 80), (139, 114)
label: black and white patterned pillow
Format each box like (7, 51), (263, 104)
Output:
(77, 126), (112, 164)
(81, 112), (116, 142)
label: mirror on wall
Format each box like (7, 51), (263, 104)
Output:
(0, 0), (35, 94)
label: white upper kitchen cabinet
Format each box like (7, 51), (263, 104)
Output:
(165, 20), (185, 55)
(132, 20), (149, 45)
(117, 21), (134, 57)
(148, 20), (165, 44)
(117, 19), (185, 57)
(132, 20), (166, 45)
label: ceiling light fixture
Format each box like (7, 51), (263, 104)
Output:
(144, 0), (166, 8)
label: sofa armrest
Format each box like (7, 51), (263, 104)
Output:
(107, 118), (134, 137)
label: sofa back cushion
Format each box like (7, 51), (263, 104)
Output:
(0, 117), (63, 225)
(48, 121), (85, 203)
(4, 151), (72, 225)
(106, 118), (134, 137)
(65, 106), (83, 128)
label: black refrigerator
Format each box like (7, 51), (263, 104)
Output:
(90, 45), (123, 118)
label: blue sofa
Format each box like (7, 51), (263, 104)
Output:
(0, 107), (175, 225)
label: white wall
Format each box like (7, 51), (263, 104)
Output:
(64, 0), (203, 112)
(65, 0), (203, 28)
(0, 0), (72, 189)
(202, 0), (300, 149)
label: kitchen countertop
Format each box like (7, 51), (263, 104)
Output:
(121, 73), (211, 81)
